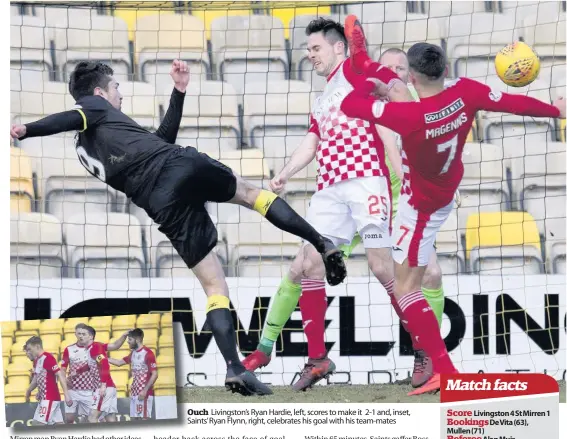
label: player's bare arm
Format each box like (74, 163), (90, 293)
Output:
(56, 369), (73, 407)
(25, 375), (38, 403)
(377, 125), (403, 180)
(107, 330), (132, 351)
(271, 132), (319, 193)
(138, 370), (158, 401)
(108, 358), (127, 367)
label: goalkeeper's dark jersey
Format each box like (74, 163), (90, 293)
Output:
(21, 88), (186, 202)
(73, 93), (180, 200)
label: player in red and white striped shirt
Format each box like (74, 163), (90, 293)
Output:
(70, 325), (118, 423)
(24, 336), (72, 426)
(60, 323), (129, 424)
(243, 17), (412, 390)
(341, 36), (566, 394)
(109, 329), (158, 420)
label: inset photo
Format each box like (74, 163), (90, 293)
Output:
(1, 313), (177, 428)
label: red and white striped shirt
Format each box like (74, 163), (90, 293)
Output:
(61, 343), (96, 391)
(124, 346), (157, 396)
(309, 58), (389, 191)
(33, 352), (61, 401)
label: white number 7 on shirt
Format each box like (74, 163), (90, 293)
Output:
(437, 134), (458, 174)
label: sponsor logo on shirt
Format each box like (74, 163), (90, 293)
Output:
(489, 89), (503, 102)
(424, 98), (464, 123)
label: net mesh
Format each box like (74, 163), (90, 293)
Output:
(9, 1), (566, 387)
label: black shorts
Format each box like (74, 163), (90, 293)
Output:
(144, 147), (237, 269)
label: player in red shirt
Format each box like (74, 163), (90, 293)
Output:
(242, 17), (412, 391)
(24, 336), (72, 426)
(108, 328), (158, 421)
(73, 325), (119, 423)
(60, 323), (130, 424)
(341, 32), (566, 394)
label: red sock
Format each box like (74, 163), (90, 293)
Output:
(398, 291), (457, 374)
(299, 279), (328, 359)
(383, 279), (422, 351)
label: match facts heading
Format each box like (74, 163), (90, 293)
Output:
(440, 373), (559, 403)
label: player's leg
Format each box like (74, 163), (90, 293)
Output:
(242, 272), (303, 371)
(422, 251), (445, 326)
(243, 235), (363, 372)
(190, 251), (273, 396)
(142, 396), (153, 421)
(100, 387), (118, 422)
(64, 389), (79, 424)
(407, 251), (444, 388)
(31, 400), (52, 426)
(226, 173), (346, 286)
(291, 187), (357, 391)
(392, 198), (458, 395)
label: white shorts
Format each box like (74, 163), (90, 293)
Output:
(66, 389), (92, 416)
(392, 194), (453, 267)
(130, 395), (154, 419)
(91, 386), (118, 415)
(33, 400), (63, 425)
(306, 176), (391, 249)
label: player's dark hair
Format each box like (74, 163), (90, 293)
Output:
(75, 323), (89, 331)
(25, 336), (42, 349)
(69, 61), (114, 101)
(379, 47), (407, 62)
(407, 42), (447, 80)
(84, 325), (96, 338)
(128, 328), (144, 340)
(305, 18), (347, 53)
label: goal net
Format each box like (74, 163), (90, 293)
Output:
(9, 0), (566, 388)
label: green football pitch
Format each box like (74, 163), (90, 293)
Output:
(178, 380), (566, 403)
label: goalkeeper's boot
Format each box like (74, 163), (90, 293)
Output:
(242, 350), (271, 372)
(344, 15), (373, 74)
(321, 238), (347, 286)
(292, 357), (336, 391)
(407, 373), (441, 396)
(225, 369), (273, 396)
(411, 349), (434, 388)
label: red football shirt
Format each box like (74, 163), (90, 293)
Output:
(33, 352), (61, 401)
(88, 341), (115, 388)
(341, 77), (560, 213)
(124, 346), (157, 396)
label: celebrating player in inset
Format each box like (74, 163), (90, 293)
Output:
(84, 325), (119, 423)
(340, 23), (566, 394)
(10, 57), (348, 396)
(60, 323), (129, 424)
(108, 329), (158, 421)
(243, 17), (412, 391)
(24, 336), (72, 426)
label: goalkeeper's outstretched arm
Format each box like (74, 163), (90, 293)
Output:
(10, 111), (85, 140)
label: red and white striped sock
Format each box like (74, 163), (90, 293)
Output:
(398, 290), (457, 374)
(299, 279), (328, 359)
(384, 279), (422, 350)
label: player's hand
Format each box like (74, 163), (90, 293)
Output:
(25, 392), (30, 403)
(171, 59), (190, 93)
(138, 390), (147, 401)
(65, 395), (73, 407)
(99, 384), (107, 398)
(270, 175), (286, 194)
(10, 124), (26, 139)
(553, 97), (566, 119)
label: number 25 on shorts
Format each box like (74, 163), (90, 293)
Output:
(368, 195), (388, 216)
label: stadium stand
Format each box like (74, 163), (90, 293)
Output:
(465, 211), (544, 274)
(7, 1), (566, 284)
